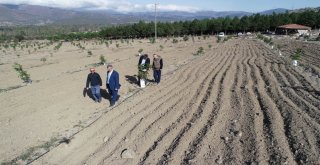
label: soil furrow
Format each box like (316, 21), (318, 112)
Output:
(138, 51), (234, 165)
(181, 50), (238, 164)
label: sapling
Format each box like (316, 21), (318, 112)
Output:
(217, 37), (222, 43)
(172, 38), (178, 43)
(138, 64), (150, 88)
(87, 50), (93, 56)
(194, 47), (205, 56)
(138, 64), (150, 80)
(160, 45), (164, 51)
(13, 63), (31, 83)
(292, 48), (303, 66)
(138, 48), (143, 56)
(149, 37), (155, 43)
(183, 35), (189, 42)
(40, 57), (47, 63)
(99, 55), (106, 65)
(203, 35), (207, 40)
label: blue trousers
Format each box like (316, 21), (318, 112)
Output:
(153, 70), (161, 84)
(107, 85), (118, 104)
(90, 85), (101, 102)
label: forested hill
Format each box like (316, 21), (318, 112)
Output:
(44, 9), (320, 41)
(0, 4), (288, 26)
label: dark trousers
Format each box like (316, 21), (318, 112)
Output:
(153, 70), (161, 84)
(107, 84), (118, 104)
(90, 85), (101, 102)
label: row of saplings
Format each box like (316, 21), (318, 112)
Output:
(12, 55), (107, 84)
(257, 34), (303, 67)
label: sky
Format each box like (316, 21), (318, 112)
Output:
(0, 0), (319, 12)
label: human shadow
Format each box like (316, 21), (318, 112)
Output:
(125, 75), (155, 86)
(100, 88), (111, 101)
(125, 75), (139, 85)
(83, 88), (111, 102)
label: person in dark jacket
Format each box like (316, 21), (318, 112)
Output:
(106, 64), (121, 107)
(86, 68), (102, 102)
(152, 54), (163, 84)
(138, 54), (150, 67)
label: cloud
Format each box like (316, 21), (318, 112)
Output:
(0, 0), (199, 12)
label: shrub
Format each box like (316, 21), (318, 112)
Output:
(54, 42), (63, 51)
(160, 45), (164, 51)
(138, 48), (143, 54)
(40, 57), (47, 63)
(276, 44), (282, 50)
(172, 38), (179, 43)
(183, 35), (189, 41)
(269, 41), (274, 46)
(194, 47), (205, 56)
(217, 37), (222, 43)
(138, 64), (150, 79)
(99, 55), (106, 65)
(87, 50), (93, 56)
(149, 37), (155, 43)
(257, 34), (264, 40)
(203, 35), (207, 40)
(292, 48), (303, 61)
(116, 43), (120, 48)
(13, 63), (31, 83)
(208, 44), (212, 49)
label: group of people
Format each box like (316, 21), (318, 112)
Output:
(138, 54), (163, 84)
(85, 64), (120, 107)
(85, 54), (163, 107)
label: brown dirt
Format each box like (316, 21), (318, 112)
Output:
(1, 37), (320, 165)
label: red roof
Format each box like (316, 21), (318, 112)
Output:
(278, 24), (311, 30)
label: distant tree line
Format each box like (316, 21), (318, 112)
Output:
(1, 9), (320, 42)
(0, 24), (103, 42)
(50, 10), (320, 41)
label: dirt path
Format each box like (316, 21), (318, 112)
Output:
(31, 38), (320, 165)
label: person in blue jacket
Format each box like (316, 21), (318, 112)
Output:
(106, 64), (121, 107)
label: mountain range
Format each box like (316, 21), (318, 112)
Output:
(0, 4), (291, 26)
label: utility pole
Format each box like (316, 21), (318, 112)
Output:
(155, 3), (158, 42)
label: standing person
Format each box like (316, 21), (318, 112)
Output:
(86, 68), (102, 103)
(138, 54), (150, 84)
(106, 64), (121, 107)
(152, 54), (163, 84)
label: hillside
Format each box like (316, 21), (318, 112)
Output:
(0, 4), (288, 26)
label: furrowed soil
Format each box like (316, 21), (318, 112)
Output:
(0, 37), (319, 165)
